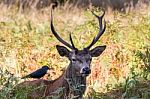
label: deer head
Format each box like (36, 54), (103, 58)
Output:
(50, 10), (106, 77)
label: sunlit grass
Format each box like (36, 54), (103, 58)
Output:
(0, 2), (150, 98)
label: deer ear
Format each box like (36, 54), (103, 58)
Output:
(90, 45), (106, 57)
(56, 45), (70, 57)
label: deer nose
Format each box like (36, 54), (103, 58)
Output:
(81, 67), (91, 75)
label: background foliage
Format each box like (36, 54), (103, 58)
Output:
(0, 1), (150, 99)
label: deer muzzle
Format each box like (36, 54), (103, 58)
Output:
(80, 67), (91, 76)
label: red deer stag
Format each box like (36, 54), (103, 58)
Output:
(15, 10), (106, 99)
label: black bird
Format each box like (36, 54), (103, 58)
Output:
(21, 66), (50, 79)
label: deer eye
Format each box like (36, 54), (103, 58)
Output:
(90, 58), (92, 61)
(86, 58), (92, 62)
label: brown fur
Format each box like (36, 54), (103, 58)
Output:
(16, 65), (87, 99)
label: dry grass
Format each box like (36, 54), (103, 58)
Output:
(0, 2), (150, 98)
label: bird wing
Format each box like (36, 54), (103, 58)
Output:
(21, 67), (48, 79)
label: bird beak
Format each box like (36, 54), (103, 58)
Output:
(46, 70), (51, 74)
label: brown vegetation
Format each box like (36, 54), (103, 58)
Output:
(1, 0), (150, 13)
(0, 0), (149, 98)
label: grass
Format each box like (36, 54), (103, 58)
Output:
(0, 3), (150, 99)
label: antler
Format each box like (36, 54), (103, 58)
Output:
(69, 33), (77, 50)
(50, 10), (76, 50)
(85, 11), (106, 50)
(50, 10), (106, 50)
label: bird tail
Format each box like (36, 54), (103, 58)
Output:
(21, 75), (30, 79)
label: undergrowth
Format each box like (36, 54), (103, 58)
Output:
(0, 3), (150, 99)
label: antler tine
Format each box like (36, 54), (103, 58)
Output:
(69, 33), (77, 50)
(50, 9), (74, 49)
(92, 11), (105, 30)
(85, 11), (106, 49)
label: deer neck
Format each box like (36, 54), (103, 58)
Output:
(64, 63), (87, 98)
(66, 63), (86, 84)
